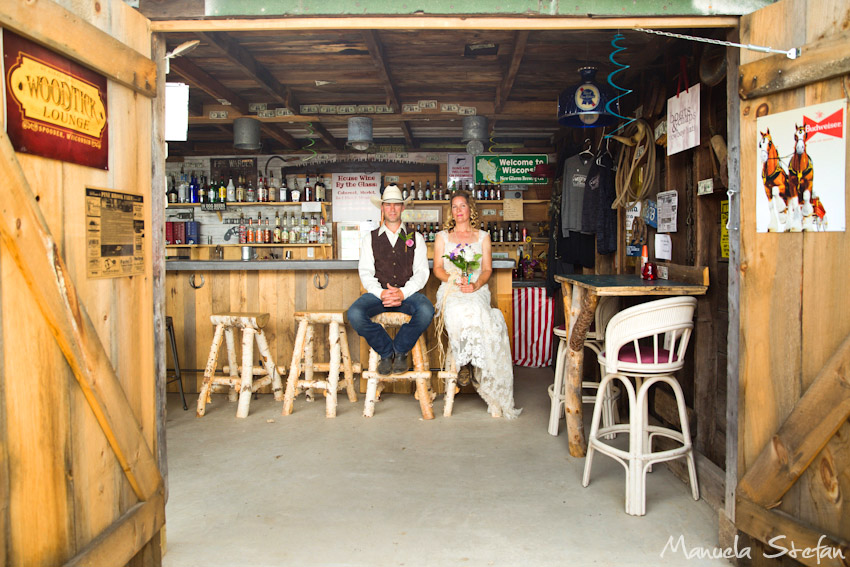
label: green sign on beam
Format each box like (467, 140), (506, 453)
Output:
(474, 154), (548, 185)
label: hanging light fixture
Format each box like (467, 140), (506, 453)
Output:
(557, 67), (619, 128)
(462, 115), (488, 156)
(233, 117), (261, 150)
(346, 116), (373, 151)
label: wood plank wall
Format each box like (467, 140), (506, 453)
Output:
(738, 0), (850, 557)
(0, 1), (158, 565)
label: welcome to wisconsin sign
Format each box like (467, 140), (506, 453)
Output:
(3, 30), (109, 169)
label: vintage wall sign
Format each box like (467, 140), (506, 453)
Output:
(3, 30), (109, 169)
(474, 154), (549, 185)
(86, 188), (144, 278)
(755, 99), (845, 233)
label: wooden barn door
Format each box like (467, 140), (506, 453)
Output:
(735, 0), (850, 564)
(0, 1), (165, 566)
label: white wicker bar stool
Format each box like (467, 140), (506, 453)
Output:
(281, 310), (359, 418)
(362, 312), (435, 420)
(548, 296), (620, 436)
(196, 312), (284, 418)
(582, 296), (699, 516)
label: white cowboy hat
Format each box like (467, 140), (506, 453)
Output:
(370, 184), (414, 208)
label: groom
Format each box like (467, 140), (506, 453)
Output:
(347, 184), (434, 376)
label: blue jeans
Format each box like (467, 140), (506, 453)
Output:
(347, 292), (435, 359)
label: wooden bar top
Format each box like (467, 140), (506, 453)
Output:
(554, 274), (707, 296)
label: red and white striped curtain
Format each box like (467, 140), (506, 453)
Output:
(512, 287), (554, 367)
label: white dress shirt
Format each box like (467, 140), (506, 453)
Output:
(358, 223), (429, 300)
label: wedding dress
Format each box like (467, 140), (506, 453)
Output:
(436, 230), (521, 419)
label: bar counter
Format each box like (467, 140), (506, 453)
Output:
(166, 259), (516, 395)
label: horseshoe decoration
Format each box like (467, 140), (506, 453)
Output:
(313, 272), (329, 290)
(189, 274), (205, 289)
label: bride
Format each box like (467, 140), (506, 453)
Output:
(433, 190), (521, 419)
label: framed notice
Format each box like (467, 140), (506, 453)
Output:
(3, 30), (109, 169)
(329, 173), (381, 222)
(86, 188), (145, 279)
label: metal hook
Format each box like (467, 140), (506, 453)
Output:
(189, 274), (205, 289)
(313, 272), (329, 290)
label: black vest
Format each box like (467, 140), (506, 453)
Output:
(372, 228), (416, 288)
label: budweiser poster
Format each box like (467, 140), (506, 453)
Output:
(3, 29), (109, 169)
(755, 99), (845, 232)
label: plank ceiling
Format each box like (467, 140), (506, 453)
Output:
(154, 25), (713, 156)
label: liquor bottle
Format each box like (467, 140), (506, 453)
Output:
(257, 176), (266, 202)
(315, 179), (325, 202)
(499, 223), (505, 242)
(506, 223), (513, 242)
(281, 215), (290, 244)
(188, 172), (196, 203)
(197, 176), (206, 204)
(273, 211), (281, 243)
(280, 177), (289, 203)
(226, 177), (236, 202)
(167, 176), (177, 203)
(218, 177), (227, 204)
(436, 182), (443, 201)
(268, 173), (278, 202)
(429, 223), (436, 242)
(245, 180), (255, 203)
(247, 218), (254, 243)
(177, 169), (188, 203)
(318, 216), (328, 244)
(402, 183), (409, 201)
(425, 180), (431, 200)
(288, 214), (297, 244)
(303, 176), (313, 202)
(450, 180), (457, 197)
(308, 214), (318, 243)
(265, 219), (272, 243)
(410, 179), (416, 199)
(417, 182), (424, 201)
(416, 223), (422, 234)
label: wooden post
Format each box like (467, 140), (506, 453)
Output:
(339, 326), (358, 402)
(224, 326), (239, 402)
(282, 320), (307, 415)
(326, 321), (340, 418)
(196, 323), (225, 416)
(564, 286), (597, 457)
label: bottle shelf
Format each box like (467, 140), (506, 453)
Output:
(166, 243), (330, 248)
(167, 202), (331, 207)
(407, 199), (548, 205)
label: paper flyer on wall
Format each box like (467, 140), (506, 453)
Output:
(756, 99), (846, 233)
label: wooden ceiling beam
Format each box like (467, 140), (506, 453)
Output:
(495, 30), (529, 114)
(260, 124), (300, 150)
(362, 30), (418, 149)
(152, 16), (739, 33)
(195, 31), (301, 110)
(310, 122), (344, 151)
(168, 57), (250, 115)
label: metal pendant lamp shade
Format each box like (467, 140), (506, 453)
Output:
(461, 115), (488, 142)
(233, 117), (261, 150)
(557, 67), (619, 128)
(346, 116), (373, 151)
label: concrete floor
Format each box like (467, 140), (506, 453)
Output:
(163, 367), (731, 567)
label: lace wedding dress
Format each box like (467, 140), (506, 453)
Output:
(436, 230), (521, 419)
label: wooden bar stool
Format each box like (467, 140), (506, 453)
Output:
(436, 346), (459, 417)
(281, 310), (359, 418)
(196, 312), (283, 418)
(362, 312), (435, 420)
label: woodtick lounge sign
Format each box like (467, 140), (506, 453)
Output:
(3, 30), (109, 169)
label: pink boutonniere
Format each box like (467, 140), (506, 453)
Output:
(400, 227), (415, 251)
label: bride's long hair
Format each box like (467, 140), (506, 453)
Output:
(443, 190), (480, 231)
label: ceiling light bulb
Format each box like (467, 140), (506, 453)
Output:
(350, 141), (370, 151)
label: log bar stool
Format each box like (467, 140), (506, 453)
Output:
(362, 312), (435, 419)
(196, 312), (284, 418)
(436, 347), (459, 417)
(281, 310), (359, 418)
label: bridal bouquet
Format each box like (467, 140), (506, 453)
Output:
(444, 244), (481, 284)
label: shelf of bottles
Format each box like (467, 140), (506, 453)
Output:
(166, 168), (329, 206)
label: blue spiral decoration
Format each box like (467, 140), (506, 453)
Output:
(604, 33), (635, 139)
